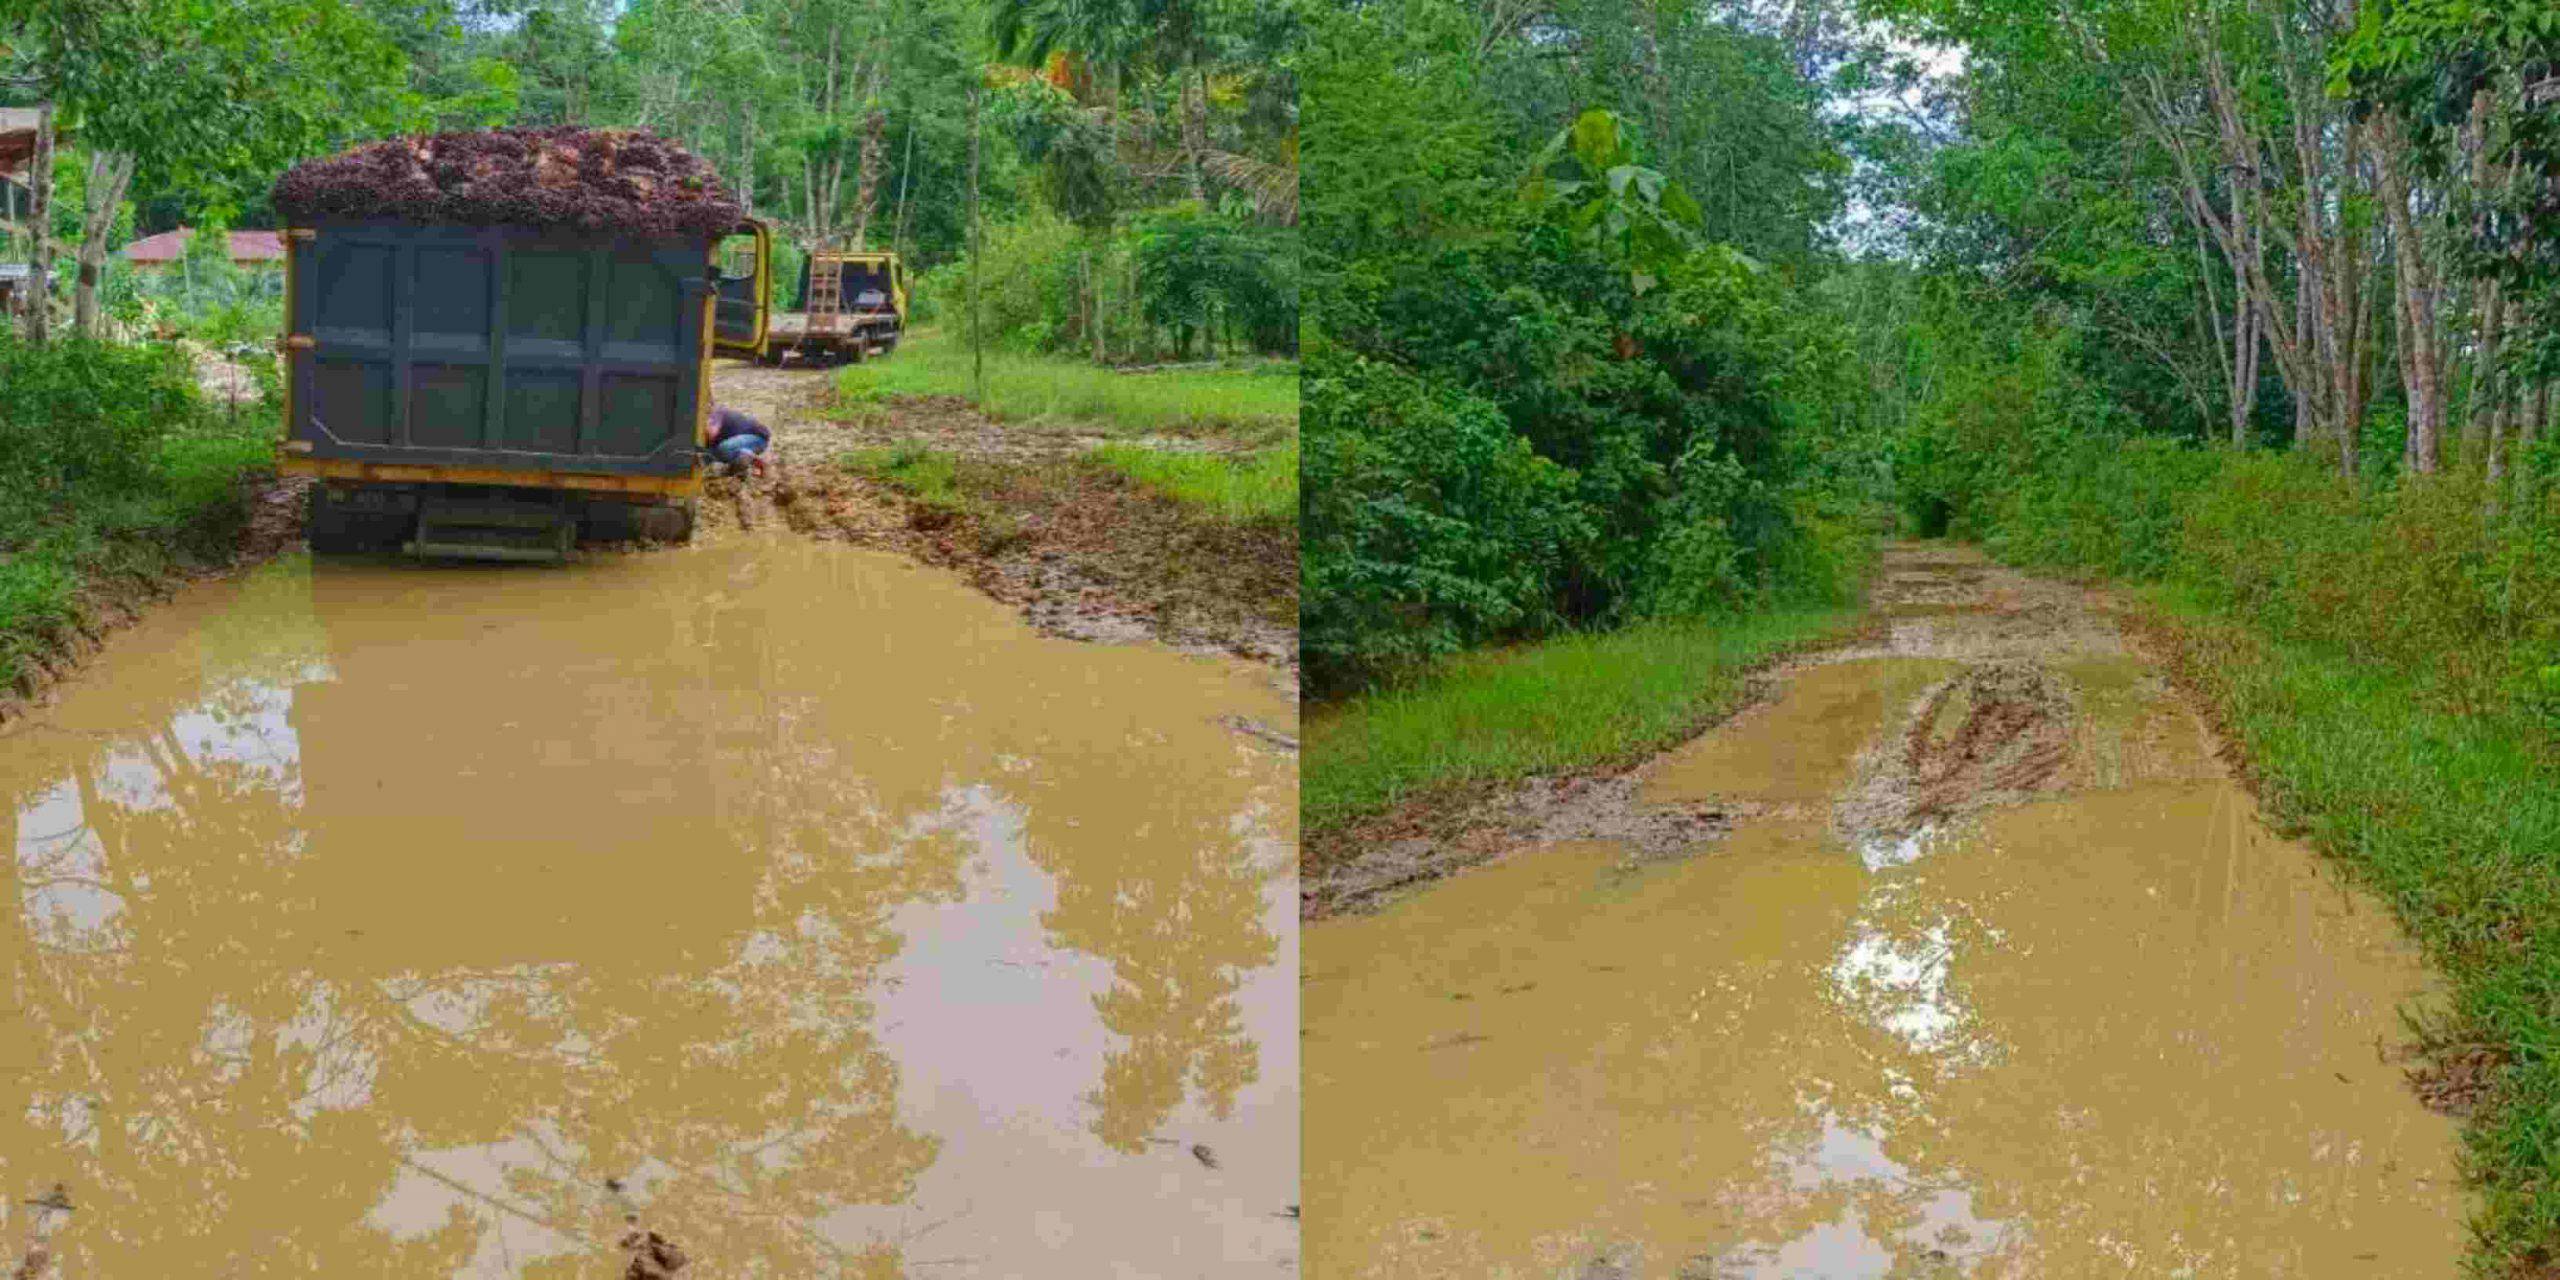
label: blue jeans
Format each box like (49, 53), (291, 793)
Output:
(711, 434), (767, 467)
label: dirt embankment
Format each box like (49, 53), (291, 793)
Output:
(702, 363), (1298, 676)
(0, 468), (310, 728)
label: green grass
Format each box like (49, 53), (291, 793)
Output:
(839, 443), (968, 513)
(835, 327), (1298, 440)
(2137, 585), (2560, 1271)
(1303, 606), (1861, 836)
(1088, 442), (1298, 524)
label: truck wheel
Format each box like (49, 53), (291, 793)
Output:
(636, 501), (695, 543)
(307, 486), (356, 554)
(581, 500), (640, 544)
(308, 486), (398, 554)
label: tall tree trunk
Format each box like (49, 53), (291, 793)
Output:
(2294, 259), (2316, 446)
(2472, 279), (2505, 468)
(73, 150), (134, 338)
(26, 103), (54, 345)
(1181, 59), (1209, 202)
(739, 107), (758, 217)
(2230, 252), (2256, 446)
(2375, 116), (2444, 474)
(847, 14), (891, 252)
(850, 101), (887, 250)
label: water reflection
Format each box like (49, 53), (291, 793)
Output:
(0, 544), (1295, 1276)
(1304, 797), (2464, 1276)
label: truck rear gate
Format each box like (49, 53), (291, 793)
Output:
(280, 221), (739, 560)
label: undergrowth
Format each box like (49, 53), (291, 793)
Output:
(0, 333), (274, 690)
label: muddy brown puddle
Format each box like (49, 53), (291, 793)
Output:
(0, 540), (1296, 1276)
(1305, 543), (2464, 1277)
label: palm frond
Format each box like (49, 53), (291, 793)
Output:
(1201, 149), (1296, 225)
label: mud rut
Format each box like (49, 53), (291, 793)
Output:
(1307, 542), (2213, 916)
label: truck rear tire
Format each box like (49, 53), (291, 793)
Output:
(308, 485), (407, 554)
(635, 501), (695, 543)
(580, 500), (639, 544)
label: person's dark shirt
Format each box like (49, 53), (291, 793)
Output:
(709, 406), (769, 445)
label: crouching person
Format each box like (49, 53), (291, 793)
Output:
(706, 405), (771, 477)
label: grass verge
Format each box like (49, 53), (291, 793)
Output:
(1088, 442), (1297, 525)
(836, 327), (1298, 440)
(2134, 584), (2560, 1271)
(1304, 605), (1863, 837)
(841, 443), (968, 515)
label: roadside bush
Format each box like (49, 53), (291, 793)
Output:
(1927, 400), (2560, 727)
(941, 204), (1299, 362)
(0, 332), (200, 523)
(1305, 211), (1878, 692)
(1302, 357), (1586, 691)
(1131, 204), (1298, 358)
(0, 331), (271, 685)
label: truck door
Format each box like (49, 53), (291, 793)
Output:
(711, 220), (769, 356)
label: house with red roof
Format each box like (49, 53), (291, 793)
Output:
(120, 227), (286, 272)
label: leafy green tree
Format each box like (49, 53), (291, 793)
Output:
(1523, 108), (1707, 300)
(4, 0), (411, 336)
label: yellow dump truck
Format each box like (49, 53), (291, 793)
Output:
(270, 128), (772, 560)
(277, 219), (773, 557)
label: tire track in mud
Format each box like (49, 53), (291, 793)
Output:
(1304, 542), (2206, 917)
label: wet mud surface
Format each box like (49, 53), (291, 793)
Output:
(705, 363), (1297, 676)
(0, 541), (1297, 1276)
(1303, 541), (2466, 1276)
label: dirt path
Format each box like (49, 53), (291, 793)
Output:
(701, 362), (1297, 680)
(1302, 541), (2468, 1276)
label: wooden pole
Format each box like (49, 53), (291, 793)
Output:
(967, 81), (984, 404)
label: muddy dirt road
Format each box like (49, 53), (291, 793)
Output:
(0, 539), (1297, 1276)
(701, 362), (1297, 672)
(1304, 542), (2464, 1277)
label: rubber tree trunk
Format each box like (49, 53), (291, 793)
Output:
(850, 102), (887, 250)
(73, 150), (134, 338)
(2377, 122), (2445, 475)
(26, 104), (54, 345)
(1182, 59), (1210, 202)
